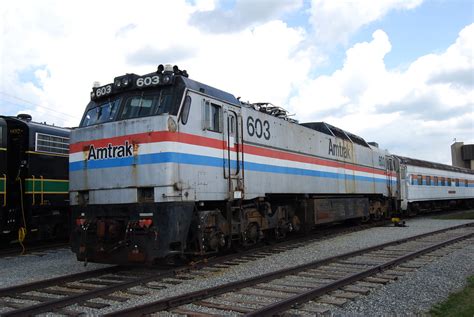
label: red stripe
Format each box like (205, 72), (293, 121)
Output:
(70, 131), (226, 153)
(243, 143), (390, 176)
(70, 131), (392, 176)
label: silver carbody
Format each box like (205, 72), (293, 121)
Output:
(70, 88), (396, 205)
(396, 156), (474, 210)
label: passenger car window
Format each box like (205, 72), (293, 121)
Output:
(417, 175), (423, 186)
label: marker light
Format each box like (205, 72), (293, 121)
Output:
(138, 218), (153, 228)
(76, 218), (86, 226)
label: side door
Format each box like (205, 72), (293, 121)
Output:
(0, 119), (7, 208)
(223, 106), (244, 200)
(385, 156), (394, 197)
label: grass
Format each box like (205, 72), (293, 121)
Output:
(431, 209), (474, 220)
(430, 276), (474, 317)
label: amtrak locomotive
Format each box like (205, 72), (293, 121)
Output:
(0, 115), (70, 245)
(69, 65), (474, 264)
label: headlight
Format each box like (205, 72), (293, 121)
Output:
(114, 79), (122, 87)
(122, 77), (130, 86)
(90, 91), (96, 99)
(163, 75), (171, 84)
(168, 117), (177, 132)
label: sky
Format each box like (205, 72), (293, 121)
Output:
(0, 0), (473, 164)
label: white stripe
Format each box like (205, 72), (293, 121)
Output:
(70, 141), (390, 180)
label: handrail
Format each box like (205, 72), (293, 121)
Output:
(40, 175), (44, 205)
(32, 175), (35, 206)
(1, 174), (5, 207)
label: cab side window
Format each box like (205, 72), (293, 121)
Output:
(203, 100), (222, 133)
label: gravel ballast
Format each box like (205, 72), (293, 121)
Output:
(0, 247), (111, 288)
(0, 216), (473, 315)
(330, 237), (474, 316)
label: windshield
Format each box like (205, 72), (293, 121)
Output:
(79, 83), (184, 127)
(120, 90), (176, 120)
(81, 99), (120, 127)
(120, 95), (156, 119)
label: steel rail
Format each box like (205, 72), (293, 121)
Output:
(2, 267), (176, 317)
(1, 217), (393, 315)
(105, 223), (473, 317)
(246, 230), (474, 316)
(1, 228), (330, 316)
(0, 266), (122, 297)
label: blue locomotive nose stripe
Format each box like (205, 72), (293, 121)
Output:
(69, 152), (393, 184)
(69, 152), (225, 172)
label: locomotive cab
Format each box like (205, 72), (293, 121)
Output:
(70, 66), (198, 263)
(70, 65), (250, 264)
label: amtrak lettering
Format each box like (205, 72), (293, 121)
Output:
(87, 141), (133, 160)
(328, 139), (351, 159)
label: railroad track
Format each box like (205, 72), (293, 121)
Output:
(0, 241), (69, 258)
(0, 220), (389, 316)
(101, 223), (473, 317)
(0, 220), (466, 316)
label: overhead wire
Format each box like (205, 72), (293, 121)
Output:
(0, 91), (82, 122)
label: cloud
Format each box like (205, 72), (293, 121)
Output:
(428, 68), (474, 89)
(309, 0), (423, 45)
(127, 45), (195, 66)
(289, 24), (474, 163)
(0, 0), (311, 127)
(289, 29), (392, 117)
(115, 24), (137, 38)
(0, 1), (472, 165)
(189, 0), (303, 33)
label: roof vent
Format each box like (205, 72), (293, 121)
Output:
(17, 114), (32, 122)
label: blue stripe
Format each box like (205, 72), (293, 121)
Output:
(70, 152), (393, 184)
(69, 153), (223, 172)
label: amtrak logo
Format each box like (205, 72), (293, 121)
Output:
(328, 139), (351, 159)
(87, 141), (133, 160)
